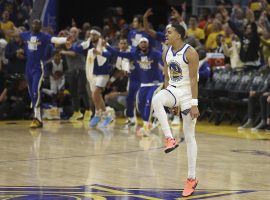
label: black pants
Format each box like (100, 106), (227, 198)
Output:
(249, 94), (270, 121)
(66, 70), (90, 112)
(261, 96), (270, 119)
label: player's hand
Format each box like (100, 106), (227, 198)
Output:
(144, 8), (153, 18)
(65, 35), (73, 49)
(93, 48), (101, 55)
(171, 106), (179, 115)
(171, 7), (182, 21)
(249, 91), (256, 97)
(190, 106), (200, 120)
(267, 96), (270, 103)
(246, 8), (255, 22)
(101, 39), (108, 47)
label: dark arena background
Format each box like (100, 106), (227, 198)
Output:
(58, 0), (171, 30)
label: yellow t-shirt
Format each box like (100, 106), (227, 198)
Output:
(250, 2), (261, 11)
(205, 31), (225, 50)
(187, 28), (205, 41)
(0, 21), (14, 41)
(225, 36), (232, 46)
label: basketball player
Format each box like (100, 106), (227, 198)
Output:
(105, 37), (163, 134)
(124, 15), (153, 129)
(71, 27), (113, 128)
(152, 24), (199, 197)
(13, 19), (69, 128)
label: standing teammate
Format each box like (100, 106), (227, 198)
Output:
(152, 24), (199, 197)
(71, 27), (113, 128)
(123, 14), (155, 129)
(105, 37), (163, 134)
(15, 19), (69, 128)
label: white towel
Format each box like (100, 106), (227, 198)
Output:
(85, 38), (107, 82)
(115, 56), (131, 72)
(115, 48), (131, 72)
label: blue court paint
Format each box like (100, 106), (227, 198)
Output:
(0, 184), (258, 199)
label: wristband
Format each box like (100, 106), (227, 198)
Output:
(191, 99), (198, 106)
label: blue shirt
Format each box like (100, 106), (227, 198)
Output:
(20, 31), (52, 68)
(72, 42), (113, 75)
(107, 46), (163, 84)
(128, 29), (155, 50)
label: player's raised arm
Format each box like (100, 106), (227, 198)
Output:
(143, 8), (158, 39)
(50, 36), (68, 44)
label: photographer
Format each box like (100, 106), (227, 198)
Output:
(0, 74), (31, 120)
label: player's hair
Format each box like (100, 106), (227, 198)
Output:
(91, 26), (102, 34)
(171, 24), (186, 39)
(32, 19), (42, 25)
(53, 49), (61, 56)
(119, 37), (128, 42)
(134, 14), (143, 25)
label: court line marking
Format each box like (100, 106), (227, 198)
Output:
(0, 139), (184, 165)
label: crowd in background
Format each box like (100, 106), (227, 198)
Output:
(0, 0), (270, 132)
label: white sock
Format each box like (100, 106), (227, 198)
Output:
(152, 89), (176, 138)
(128, 117), (136, 123)
(182, 112), (197, 179)
(96, 110), (102, 117)
(34, 107), (42, 121)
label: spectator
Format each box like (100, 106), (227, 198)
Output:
(42, 50), (67, 97)
(60, 27), (91, 121)
(0, 74), (30, 120)
(205, 19), (224, 51)
(5, 33), (26, 74)
(105, 70), (128, 116)
(0, 10), (15, 42)
(222, 35), (244, 69)
(198, 48), (211, 86)
(0, 33), (8, 72)
(79, 22), (91, 40)
(187, 15), (205, 43)
(223, 8), (261, 70)
(238, 61), (270, 130)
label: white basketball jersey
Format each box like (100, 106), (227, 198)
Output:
(165, 43), (191, 87)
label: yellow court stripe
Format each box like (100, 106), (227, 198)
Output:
(0, 195), (26, 200)
(103, 194), (162, 200)
(196, 121), (270, 140)
(89, 185), (131, 195)
(89, 186), (162, 200)
(0, 187), (79, 189)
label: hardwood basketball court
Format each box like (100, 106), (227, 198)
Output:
(0, 120), (269, 199)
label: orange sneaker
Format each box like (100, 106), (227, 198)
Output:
(164, 138), (179, 153)
(182, 178), (198, 197)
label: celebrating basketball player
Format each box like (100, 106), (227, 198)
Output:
(152, 24), (199, 197)
(12, 19), (70, 128)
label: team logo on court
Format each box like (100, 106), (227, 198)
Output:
(168, 61), (182, 81)
(0, 184), (259, 199)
